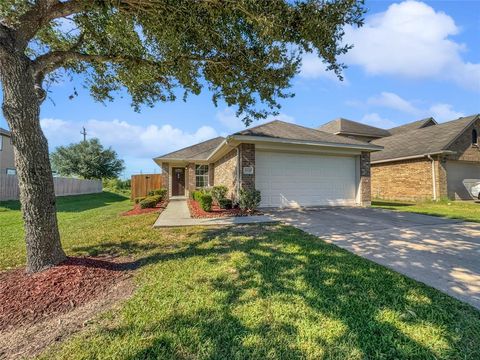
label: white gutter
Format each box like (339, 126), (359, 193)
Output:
(371, 151), (456, 165)
(228, 135), (383, 151)
(427, 154), (437, 201)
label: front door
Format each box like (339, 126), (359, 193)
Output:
(172, 167), (185, 196)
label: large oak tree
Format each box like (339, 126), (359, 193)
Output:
(0, 0), (364, 272)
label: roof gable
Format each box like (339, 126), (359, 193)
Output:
(388, 117), (437, 136)
(234, 120), (377, 146)
(317, 118), (391, 138)
(371, 115), (479, 163)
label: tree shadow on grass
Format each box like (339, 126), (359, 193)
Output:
(0, 191), (127, 213)
(65, 225), (479, 359)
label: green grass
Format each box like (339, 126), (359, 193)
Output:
(373, 199), (480, 223)
(1, 193), (479, 359)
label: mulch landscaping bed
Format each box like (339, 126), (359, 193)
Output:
(0, 257), (131, 332)
(121, 200), (168, 216)
(188, 199), (258, 218)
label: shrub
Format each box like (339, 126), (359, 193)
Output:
(199, 194), (213, 212)
(211, 185), (228, 202)
(153, 188), (167, 200)
(218, 198), (233, 209)
(150, 195), (162, 204)
(139, 197), (157, 209)
(191, 190), (202, 201)
(147, 190), (155, 196)
(134, 196), (146, 204)
(238, 188), (261, 212)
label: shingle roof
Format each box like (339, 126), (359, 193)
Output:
(155, 136), (225, 161)
(235, 120), (379, 147)
(388, 117), (437, 136)
(0, 127), (11, 137)
(371, 115), (479, 163)
(317, 118), (391, 138)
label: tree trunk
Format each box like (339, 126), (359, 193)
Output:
(0, 49), (66, 273)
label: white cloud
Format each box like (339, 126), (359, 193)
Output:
(216, 107), (295, 131)
(41, 118), (219, 177)
(343, 1), (480, 91)
(429, 103), (465, 122)
(360, 113), (397, 128)
(299, 53), (347, 83)
(368, 92), (421, 115)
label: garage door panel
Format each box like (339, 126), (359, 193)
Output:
(255, 151), (357, 207)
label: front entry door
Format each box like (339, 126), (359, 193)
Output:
(172, 167), (185, 196)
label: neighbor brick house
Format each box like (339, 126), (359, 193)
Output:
(154, 120), (381, 207)
(0, 127), (16, 176)
(319, 115), (480, 201)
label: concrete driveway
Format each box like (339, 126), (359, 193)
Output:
(267, 207), (480, 310)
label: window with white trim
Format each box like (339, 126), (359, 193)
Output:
(195, 165), (209, 188)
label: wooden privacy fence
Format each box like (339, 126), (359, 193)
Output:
(131, 174), (165, 199)
(0, 175), (102, 201)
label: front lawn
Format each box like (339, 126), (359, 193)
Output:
(1, 193), (479, 359)
(373, 199), (480, 223)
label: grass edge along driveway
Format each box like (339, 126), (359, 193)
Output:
(1, 193), (479, 359)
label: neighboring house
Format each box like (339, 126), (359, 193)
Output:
(318, 117), (391, 142)
(154, 120), (381, 208)
(0, 127), (16, 176)
(320, 115), (480, 201)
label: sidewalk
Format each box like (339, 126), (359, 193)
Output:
(153, 198), (276, 227)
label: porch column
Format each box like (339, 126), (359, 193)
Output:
(239, 143), (255, 191)
(161, 162), (170, 199)
(208, 163), (215, 186)
(187, 163), (196, 197)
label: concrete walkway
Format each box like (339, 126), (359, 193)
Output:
(267, 207), (480, 310)
(154, 198), (276, 227)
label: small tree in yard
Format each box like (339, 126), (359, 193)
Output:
(51, 138), (125, 179)
(0, 0), (364, 272)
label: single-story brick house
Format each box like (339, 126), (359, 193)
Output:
(319, 114), (480, 201)
(154, 120), (382, 207)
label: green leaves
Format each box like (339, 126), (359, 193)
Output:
(3, 0), (365, 125)
(51, 138), (125, 179)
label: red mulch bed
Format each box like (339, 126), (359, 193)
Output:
(121, 200), (168, 216)
(188, 199), (256, 218)
(0, 257), (130, 331)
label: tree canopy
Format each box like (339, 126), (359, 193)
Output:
(51, 138), (125, 179)
(1, 0), (364, 123)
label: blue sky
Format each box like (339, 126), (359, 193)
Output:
(1, 0), (479, 178)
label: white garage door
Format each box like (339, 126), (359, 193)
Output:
(255, 151), (357, 207)
(446, 161), (480, 200)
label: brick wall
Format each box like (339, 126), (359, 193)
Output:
(359, 152), (371, 206)
(187, 163), (195, 196)
(371, 158), (435, 201)
(213, 149), (238, 199)
(447, 118), (480, 162)
(239, 143), (255, 191)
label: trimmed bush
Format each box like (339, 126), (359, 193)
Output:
(139, 197), (157, 209)
(191, 190), (203, 202)
(134, 196), (146, 204)
(150, 195), (162, 204)
(153, 188), (167, 200)
(199, 194), (213, 212)
(238, 188), (261, 212)
(147, 190), (155, 196)
(211, 185), (228, 203)
(218, 198), (233, 209)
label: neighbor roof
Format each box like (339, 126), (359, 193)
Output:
(0, 127), (10, 137)
(235, 120), (381, 147)
(371, 115), (479, 163)
(388, 117), (437, 136)
(317, 118), (391, 138)
(155, 136), (225, 161)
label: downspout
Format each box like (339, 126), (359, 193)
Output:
(236, 147), (241, 199)
(427, 155), (437, 201)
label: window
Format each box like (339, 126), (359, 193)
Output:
(0, 135), (3, 151)
(6, 168), (16, 175)
(195, 165), (209, 188)
(473, 129), (478, 145)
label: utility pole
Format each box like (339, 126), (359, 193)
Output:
(80, 127), (87, 142)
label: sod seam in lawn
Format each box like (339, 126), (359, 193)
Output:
(1, 193), (479, 359)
